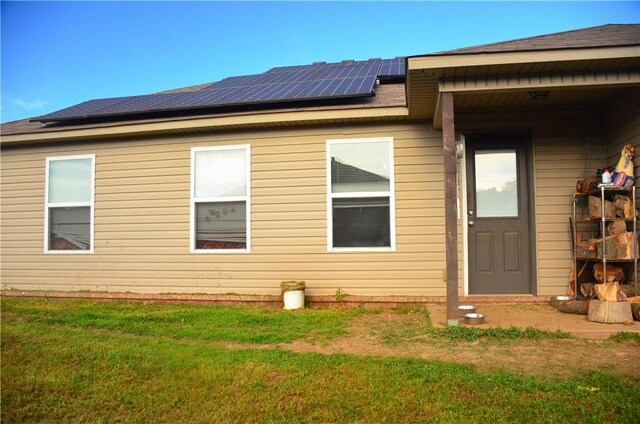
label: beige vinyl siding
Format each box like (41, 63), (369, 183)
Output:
(456, 108), (606, 296)
(605, 88), (640, 196)
(1, 122), (448, 296)
(534, 135), (606, 295)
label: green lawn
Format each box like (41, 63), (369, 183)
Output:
(2, 298), (364, 344)
(2, 298), (639, 423)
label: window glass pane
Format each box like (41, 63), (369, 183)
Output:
(49, 207), (91, 250)
(196, 201), (246, 250)
(475, 149), (518, 217)
(48, 158), (92, 203)
(332, 197), (390, 248)
(331, 141), (390, 193)
(195, 149), (246, 198)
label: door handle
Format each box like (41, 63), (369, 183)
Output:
(468, 220), (474, 227)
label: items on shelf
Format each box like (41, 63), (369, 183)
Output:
(570, 183), (638, 323)
(602, 168), (612, 185)
(614, 144), (635, 177)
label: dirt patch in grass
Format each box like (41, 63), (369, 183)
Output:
(4, 298), (638, 381)
(282, 311), (640, 379)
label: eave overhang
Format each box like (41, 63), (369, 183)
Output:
(406, 45), (640, 128)
(408, 45), (640, 72)
(1, 105), (409, 146)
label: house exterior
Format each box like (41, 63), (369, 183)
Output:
(2, 25), (639, 317)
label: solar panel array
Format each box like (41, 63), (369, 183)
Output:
(34, 58), (405, 122)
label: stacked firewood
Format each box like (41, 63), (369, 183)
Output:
(585, 263), (636, 323)
(574, 196), (637, 262)
(573, 196), (638, 322)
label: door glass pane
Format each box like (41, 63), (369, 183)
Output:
(194, 149), (246, 198)
(49, 207), (91, 250)
(475, 149), (518, 217)
(332, 197), (390, 248)
(195, 201), (246, 250)
(48, 158), (92, 203)
(331, 141), (390, 193)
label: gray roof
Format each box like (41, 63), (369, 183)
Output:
(431, 24), (640, 56)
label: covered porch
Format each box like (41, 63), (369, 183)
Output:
(407, 36), (640, 324)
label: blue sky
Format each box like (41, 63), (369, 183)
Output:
(2, 1), (639, 123)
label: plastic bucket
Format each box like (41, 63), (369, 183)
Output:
(283, 290), (305, 310)
(281, 280), (305, 310)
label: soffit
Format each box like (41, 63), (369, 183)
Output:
(453, 87), (632, 111)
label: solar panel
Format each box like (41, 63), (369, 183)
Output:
(378, 57), (405, 77)
(252, 68), (325, 85)
(294, 76), (376, 99)
(37, 97), (135, 120)
(209, 74), (264, 89)
(34, 56), (403, 122)
(312, 63), (378, 80)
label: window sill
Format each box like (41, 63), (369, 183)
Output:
(45, 250), (94, 254)
(328, 247), (395, 253)
(191, 249), (250, 254)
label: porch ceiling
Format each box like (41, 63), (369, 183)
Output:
(453, 86), (632, 111)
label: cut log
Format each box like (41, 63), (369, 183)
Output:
(593, 263), (625, 283)
(627, 296), (640, 303)
(614, 195), (634, 219)
(558, 300), (590, 315)
(576, 177), (598, 194)
(589, 195), (616, 220)
(583, 282), (638, 297)
(607, 219), (628, 235)
(594, 281), (626, 301)
(587, 300), (633, 323)
(620, 285), (639, 298)
(631, 303), (640, 321)
(595, 232), (636, 260)
(588, 238), (599, 252)
(580, 283), (597, 299)
(584, 282), (635, 300)
(576, 242), (596, 259)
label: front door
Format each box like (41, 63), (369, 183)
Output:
(466, 134), (532, 294)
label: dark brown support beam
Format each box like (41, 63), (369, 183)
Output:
(441, 92), (459, 326)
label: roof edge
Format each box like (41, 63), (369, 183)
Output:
(407, 45), (640, 72)
(1, 105), (409, 146)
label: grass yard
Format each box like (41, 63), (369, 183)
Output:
(2, 298), (639, 423)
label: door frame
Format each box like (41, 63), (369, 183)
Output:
(460, 132), (538, 296)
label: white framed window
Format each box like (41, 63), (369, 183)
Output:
(190, 145), (251, 253)
(326, 137), (396, 252)
(44, 154), (95, 253)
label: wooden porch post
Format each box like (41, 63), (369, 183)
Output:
(441, 92), (459, 326)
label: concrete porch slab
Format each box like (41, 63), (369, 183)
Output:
(428, 303), (640, 339)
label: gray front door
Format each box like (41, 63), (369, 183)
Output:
(466, 134), (532, 294)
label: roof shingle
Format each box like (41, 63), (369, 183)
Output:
(431, 24), (640, 56)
